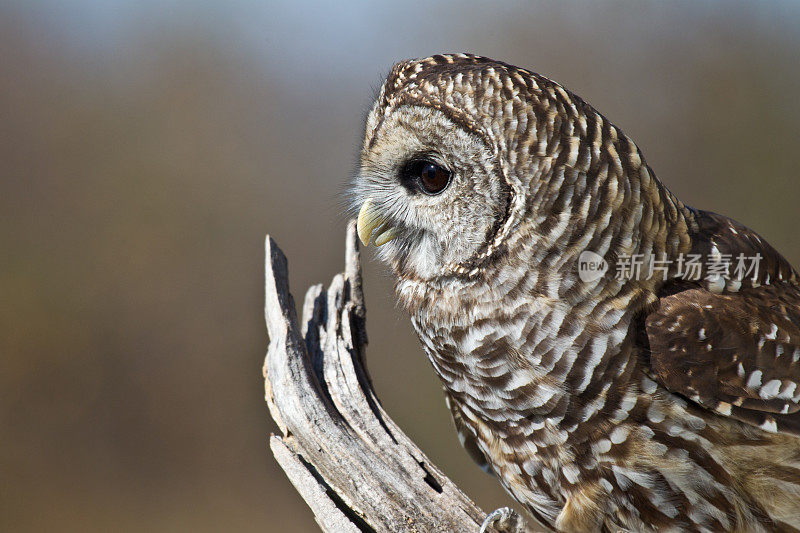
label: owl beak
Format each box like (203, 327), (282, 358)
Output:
(357, 198), (399, 247)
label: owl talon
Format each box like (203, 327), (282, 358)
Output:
(479, 507), (523, 533)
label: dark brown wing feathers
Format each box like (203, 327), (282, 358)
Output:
(646, 212), (800, 435)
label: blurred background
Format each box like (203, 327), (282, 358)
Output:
(2, 1), (800, 531)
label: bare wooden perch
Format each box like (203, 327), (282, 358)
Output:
(263, 221), (529, 532)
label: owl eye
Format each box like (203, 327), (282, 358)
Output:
(404, 160), (452, 195)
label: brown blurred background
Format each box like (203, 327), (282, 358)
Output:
(2, 1), (799, 531)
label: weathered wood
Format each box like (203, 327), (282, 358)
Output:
(263, 220), (529, 532)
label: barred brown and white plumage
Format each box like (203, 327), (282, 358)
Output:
(350, 53), (800, 532)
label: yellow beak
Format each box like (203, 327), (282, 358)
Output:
(357, 198), (399, 247)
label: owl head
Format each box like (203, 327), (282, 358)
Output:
(351, 53), (647, 282)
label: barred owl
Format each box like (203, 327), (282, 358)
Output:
(351, 54), (800, 532)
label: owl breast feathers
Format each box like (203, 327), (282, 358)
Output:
(351, 54), (800, 532)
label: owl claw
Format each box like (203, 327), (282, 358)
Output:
(479, 507), (524, 533)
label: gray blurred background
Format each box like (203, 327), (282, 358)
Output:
(2, 1), (799, 531)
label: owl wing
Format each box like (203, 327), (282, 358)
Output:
(645, 283), (800, 435)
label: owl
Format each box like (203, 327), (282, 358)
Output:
(350, 54), (800, 532)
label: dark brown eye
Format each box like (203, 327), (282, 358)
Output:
(406, 160), (451, 195)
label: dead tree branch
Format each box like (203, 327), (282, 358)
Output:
(263, 220), (528, 532)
